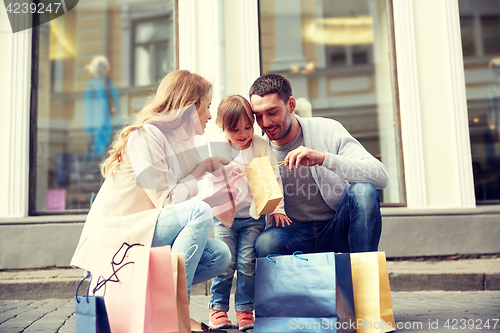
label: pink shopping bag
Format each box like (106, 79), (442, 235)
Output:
(91, 243), (188, 333)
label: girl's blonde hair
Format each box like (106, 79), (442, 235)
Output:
(215, 95), (254, 132)
(101, 70), (212, 178)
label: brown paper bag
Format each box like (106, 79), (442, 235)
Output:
(350, 251), (396, 333)
(171, 252), (191, 333)
(246, 156), (283, 215)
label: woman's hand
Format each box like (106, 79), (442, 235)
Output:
(269, 213), (292, 227)
(191, 157), (231, 180)
(207, 157), (232, 173)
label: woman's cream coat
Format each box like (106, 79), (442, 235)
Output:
(70, 124), (201, 271)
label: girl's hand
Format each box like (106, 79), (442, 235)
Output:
(270, 213), (292, 227)
(202, 179), (243, 208)
(231, 164), (246, 177)
(208, 162), (245, 182)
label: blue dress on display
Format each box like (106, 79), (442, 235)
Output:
(84, 78), (124, 165)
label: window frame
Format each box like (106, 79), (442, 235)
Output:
(256, 0), (407, 207)
(28, 1), (179, 216)
(459, 3), (500, 205)
(131, 14), (173, 87)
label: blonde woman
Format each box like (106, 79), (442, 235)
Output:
(71, 70), (232, 333)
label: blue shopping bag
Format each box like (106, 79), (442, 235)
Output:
(254, 252), (355, 333)
(74, 273), (111, 333)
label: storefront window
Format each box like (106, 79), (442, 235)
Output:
(258, 0), (404, 204)
(459, 0), (500, 202)
(32, 1), (177, 213)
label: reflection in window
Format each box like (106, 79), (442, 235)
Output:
(258, 0), (404, 204)
(482, 15), (500, 55)
(33, 1), (176, 213)
(459, 0), (500, 202)
(133, 17), (174, 86)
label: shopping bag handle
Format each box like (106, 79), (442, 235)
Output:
(112, 242), (143, 266)
(92, 242), (143, 294)
(75, 272), (92, 303)
(271, 161), (286, 170)
(92, 262), (134, 294)
(266, 251), (308, 263)
(231, 160), (286, 176)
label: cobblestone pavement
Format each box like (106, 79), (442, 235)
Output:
(0, 291), (499, 333)
(390, 291), (500, 332)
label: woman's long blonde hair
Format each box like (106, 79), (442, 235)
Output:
(101, 70), (212, 178)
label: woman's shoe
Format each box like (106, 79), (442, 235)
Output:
(191, 322), (228, 333)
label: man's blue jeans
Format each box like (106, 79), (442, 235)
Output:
(209, 216), (266, 312)
(151, 200), (231, 300)
(255, 183), (382, 257)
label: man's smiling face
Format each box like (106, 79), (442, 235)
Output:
(250, 93), (294, 145)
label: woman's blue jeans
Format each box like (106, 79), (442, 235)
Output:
(209, 216), (266, 312)
(255, 183), (382, 257)
(151, 200), (231, 300)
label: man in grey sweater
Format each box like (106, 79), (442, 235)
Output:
(249, 73), (389, 256)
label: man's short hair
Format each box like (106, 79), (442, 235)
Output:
(249, 73), (292, 105)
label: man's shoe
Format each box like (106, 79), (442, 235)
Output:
(236, 311), (254, 331)
(209, 310), (233, 329)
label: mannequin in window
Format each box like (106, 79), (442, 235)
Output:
(84, 55), (124, 167)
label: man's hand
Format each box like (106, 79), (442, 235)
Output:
(285, 146), (325, 172)
(269, 213), (292, 227)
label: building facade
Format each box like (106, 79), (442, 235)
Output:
(1, 0), (499, 269)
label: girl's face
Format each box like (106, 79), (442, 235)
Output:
(195, 90), (212, 135)
(226, 117), (254, 150)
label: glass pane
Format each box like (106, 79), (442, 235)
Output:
(34, 2), (176, 213)
(135, 20), (169, 43)
(133, 17), (173, 87)
(482, 15), (500, 55)
(459, 0), (500, 202)
(155, 42), (171, 82)
(135, 46), (151, 86)
(258, 0), (404, 204)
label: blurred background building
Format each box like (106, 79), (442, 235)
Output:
(0, 0), (499, 269)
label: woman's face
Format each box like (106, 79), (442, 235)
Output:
(195, 90), (212, 135)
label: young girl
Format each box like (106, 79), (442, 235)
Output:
(206, 95), (291, 331)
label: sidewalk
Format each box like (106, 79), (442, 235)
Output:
(1, 291), (500, 332)
(1, 258), (499, 300)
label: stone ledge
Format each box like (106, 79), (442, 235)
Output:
(2, 273), (499, 300)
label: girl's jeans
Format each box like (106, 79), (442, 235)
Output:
(151, 200), (231, 300)
(209, 216), (266, 312)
